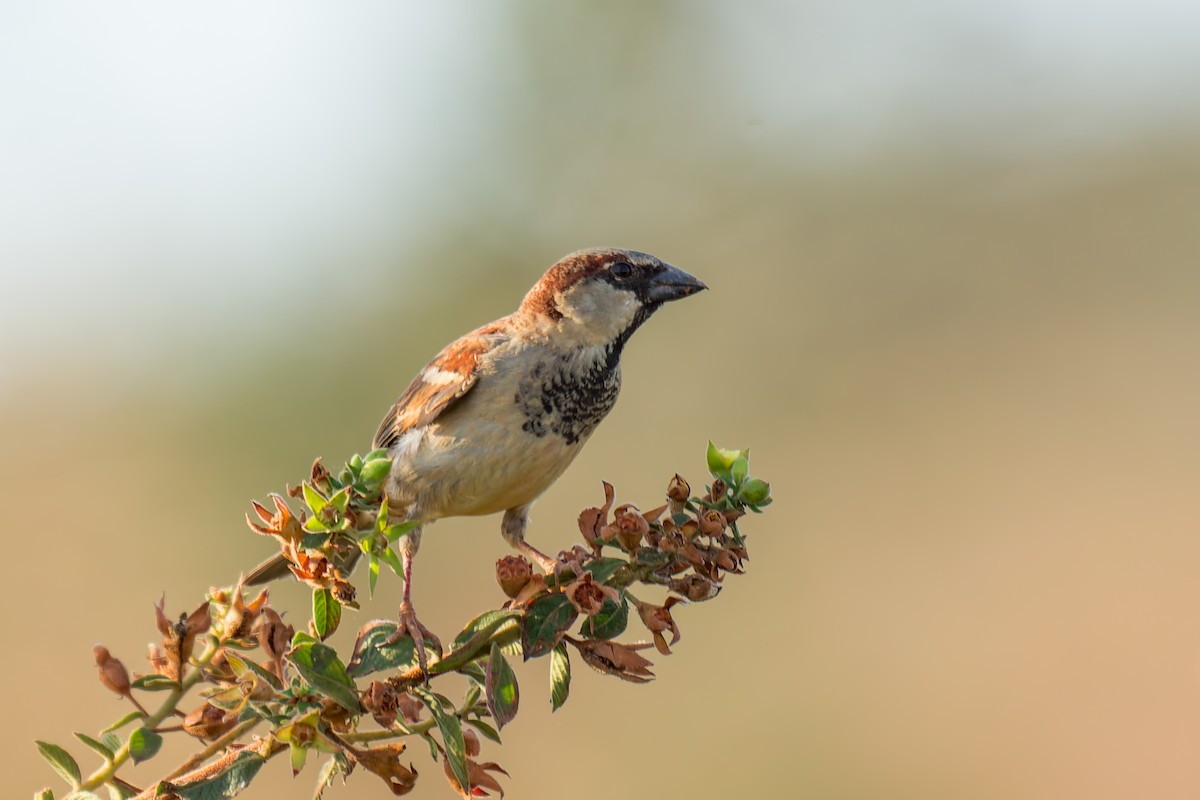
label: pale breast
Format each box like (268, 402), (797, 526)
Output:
(385, 342), (620, 521)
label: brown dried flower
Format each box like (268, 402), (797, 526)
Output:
(182, 703), (237, 741)
(462, 728), (481, 758)
(245, 493), (303, 546)
(352, 742), (419, 796)
(255, 606), (294, 680)
(563, 573), (619, 617)
(606, 504), (650, 552)
(667, 574), (722, 602)
(635, 597), (684, 655)
(94, 645), (147, 714)
(697, 508), (727, 537)
(577, 481), (616, 552)
(443, 756), (509, 799)
(495, 555), (533, 599)
(152, 595), (212, 681)
(572, 638), (656, 683)
(363, 680), (399, 727)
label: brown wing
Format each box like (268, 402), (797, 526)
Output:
(372, 322), (506, 450)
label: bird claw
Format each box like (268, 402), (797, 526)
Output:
(385, 600), (443, 681)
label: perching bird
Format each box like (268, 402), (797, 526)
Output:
(248, 248), (705, 673)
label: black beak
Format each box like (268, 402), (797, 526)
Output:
(644, 263), (707, 304)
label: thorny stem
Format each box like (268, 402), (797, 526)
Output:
(80, 635), (223, 792)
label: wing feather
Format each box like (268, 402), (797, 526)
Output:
(372, 322), (506, 450)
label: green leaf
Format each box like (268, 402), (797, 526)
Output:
(412, 686), (468, 793)
(368, 555), (379, 596)
(378, 547), (404, 578)
(313, 752), (351, 800)
(579, 595), (628, 640)
(383, 520), (419, 543)
(223, 651), (282, 690)
(584, 557), (627, 585)
(72, 733), (114, 763)
(706, 440), (736, 481)
(451, 609), (522, 652)
(101, 733), (122, 754)
(302, 482), (328, 515)
(521, 593), (577, 660)
(312, 589), (342, 641)
(550, 643), (571, 712)
(346, 621), (419, 677)
(485, 643), (520, 730)
(349, 453), (364, 471)
(127, 727), (163, 765)
(300, 529), (332, 547)
(34, 788), (54, 800)
(35, 741), (81, 788)
(465, 718), (502, 744)
(730, 456), (749, 485)
(459, 661), (487, 685)
(287, 639), (361, 714)
(101, 712), (144, 734)
(170, 749), (267, 799)
(129, 674), (179, 692)
(327, 487), (350, 514)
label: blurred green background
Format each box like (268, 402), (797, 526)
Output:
(5, 2), (1200, 798)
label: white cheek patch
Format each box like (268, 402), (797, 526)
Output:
(554, 282), (639, 346)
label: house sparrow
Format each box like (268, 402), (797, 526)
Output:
(248, 248), (705, 673)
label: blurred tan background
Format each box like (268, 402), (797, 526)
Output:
(5, 2), (1200, 798)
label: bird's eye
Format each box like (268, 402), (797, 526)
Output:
(610, 261), (634, 279)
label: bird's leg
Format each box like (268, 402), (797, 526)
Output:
(385, 526), (443, 679)
(501, 506), (559, 574)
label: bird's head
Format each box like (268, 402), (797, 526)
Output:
(518, 248), (706, 349)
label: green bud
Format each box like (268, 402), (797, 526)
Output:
(737, 477), (771, 506)
(359, 458), (391, 485)
(706, 441), (743, 479)
(730, 456), (749, 485)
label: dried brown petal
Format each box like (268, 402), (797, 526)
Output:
(94, 645), (131, 697)
(635, 597), (684, 655)
(667, 574), (722, 602)
(573, 639), (656, 683)
(577, 481), (616, 552)
(708, 478), (727, 502)
(443, 757), (510, 799)
(563, 573), (618, 617)
(396, 692), (424, 725)
(611, 504), (649, 552)
(256, 606), (294, 679)
(698, 509), (727, 537)
(245, 493), (304, 546)
(321, 696), (355, 733)
(354, 743), (419, 796)
(667, 473), (691, 504)
(147, 643), (173, 678)
(495, 555), (533, 599)
(182, 703), (237, 741)
(462, 728), (481, 758)
(362, 680), (399, 727)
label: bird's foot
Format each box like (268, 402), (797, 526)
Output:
(385, 600), (443, 681)
(513, 541), (560, 575)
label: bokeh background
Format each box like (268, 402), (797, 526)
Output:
(5, 2), (1200, 798)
